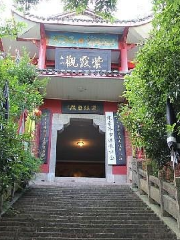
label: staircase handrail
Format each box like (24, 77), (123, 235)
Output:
(131, 158), (180, 230)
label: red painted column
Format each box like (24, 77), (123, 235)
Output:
(118, 27), (129, 72)
(38, 23), (46, 69)
(121, 44), (128, 72)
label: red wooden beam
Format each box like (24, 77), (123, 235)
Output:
(38, 23), (46, 69)
(46, 60), (55, 66)
(17, 37), (39, 42)
(111, 63), (119, 70)
(127, 43), (136, 50)
(122, 27), (129, 42)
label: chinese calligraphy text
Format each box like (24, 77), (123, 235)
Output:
(38, 109), (51, 163)
(106, 112), (116, 165)
(62, 101), (103, 114)
(55, 49), (111, 71)
(106, 112), (126, 165)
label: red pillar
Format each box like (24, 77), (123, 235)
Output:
(38, 23), (46, 69)
(118, 27), (129, 72)
(121, 44), (128, 72)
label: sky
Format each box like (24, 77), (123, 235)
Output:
(1, 0), (152, 20)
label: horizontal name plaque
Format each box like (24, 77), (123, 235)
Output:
(62, 101), (104, 114)
(55, 48), (111, 71)
(46, 31), (119, 49)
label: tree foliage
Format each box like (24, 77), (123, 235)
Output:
(0, 2), (24, 38)
(0, 2), (48, 195)
(12, 0), (118, 20)
(119, 0), (180, 167)
(0, 53), (47, 194)
(57, 0), (117, 20)
(14, 0), (40, 11)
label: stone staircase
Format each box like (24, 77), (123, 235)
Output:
(0, 184), (178, 240)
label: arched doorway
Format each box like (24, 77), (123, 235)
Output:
(55, 118), (105, 178)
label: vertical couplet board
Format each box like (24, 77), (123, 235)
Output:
(106, 112), (126, 165)
(38, 109), (51, 164)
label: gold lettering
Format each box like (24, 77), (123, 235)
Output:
(91, 105), (97, 111)
(78, 105), (83, 111)
(84, 105), (90, 111)
(69, 105), (76, 111)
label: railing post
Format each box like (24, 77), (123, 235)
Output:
(174, 177), (180, 229)
(146, 164), (154, 203)
(158, 172), (169, 217)
(132, 158), (138, 188)
(137, 161), (144, 194)
(127, 156), (133, 184)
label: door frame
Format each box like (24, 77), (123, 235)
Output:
(47, 113), (114, 182)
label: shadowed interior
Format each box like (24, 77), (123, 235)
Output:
(56, 118), (105, 177)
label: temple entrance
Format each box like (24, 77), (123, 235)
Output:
(55, 118), (105, 178)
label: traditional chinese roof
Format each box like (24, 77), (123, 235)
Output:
(12, 8), (153, 27)
(11, 7), (153, 47)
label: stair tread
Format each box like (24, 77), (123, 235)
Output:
(0, 185), (177, 240)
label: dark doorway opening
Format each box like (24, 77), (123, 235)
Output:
(56, 118), (105, 178)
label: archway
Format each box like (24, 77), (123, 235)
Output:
(55, 118), (105, 178)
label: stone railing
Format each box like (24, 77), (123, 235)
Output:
(130, 158), (180, 229)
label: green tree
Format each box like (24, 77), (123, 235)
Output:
(13, 0), (118, 20)
(14, 0), (40, 11)
(0, 52), (47, 194)
(0, 2), (24, 37)
(119, 0), (180, 167)
(62, 0), (117, 19)
(0, 2), (48, 195)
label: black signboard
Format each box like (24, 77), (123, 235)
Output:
(55, 48), (111, 71)
(62, 101), (104, 114)
(113, 113), (126, 166)
(38, 109), (51, 164)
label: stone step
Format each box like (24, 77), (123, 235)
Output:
(0, 185), (177, 240)
(0, 237), (161, 240)
(0, 220), (163, 228)
(0, 230), (175, 238)
(0, 223), (169, 231)
(2, 214), (161, 222)
(0, 219), (164, 226)
(13, 209), (156, 214)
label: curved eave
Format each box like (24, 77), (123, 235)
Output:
(12, 9), (153, 28)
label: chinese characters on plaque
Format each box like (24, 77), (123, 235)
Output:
(38, 109), (51, 164)
(106, 112), (116, 165)
(106, 112), (126, 165)
(55, 49), (111, 71)
(62, 101), (103, 114)
(113, 114), (126, 165)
